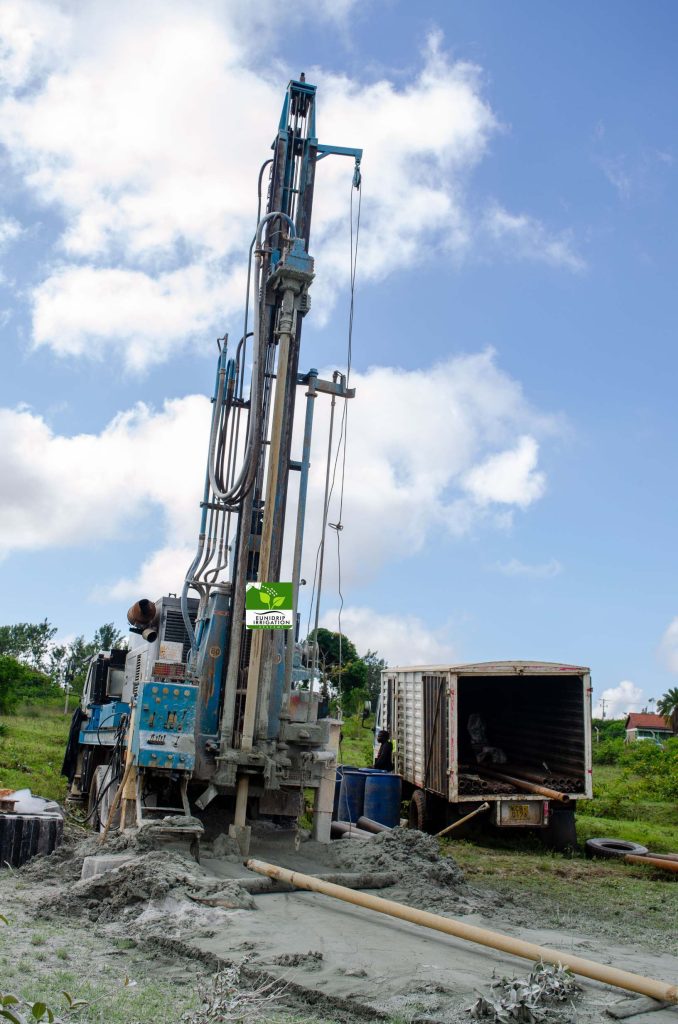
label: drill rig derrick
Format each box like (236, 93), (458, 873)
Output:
(61, 77), (361, 849)
(186, 78), (361, 853)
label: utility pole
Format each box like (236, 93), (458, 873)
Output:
(63, 658), (74, 715)
(599, 697), (608, 720)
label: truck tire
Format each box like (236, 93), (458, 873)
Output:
(585, 838), (648, 860)
(408, 789), (429, 832)
(544, 807), (578, 853)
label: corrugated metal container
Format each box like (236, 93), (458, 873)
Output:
(379, 661), (593, 814)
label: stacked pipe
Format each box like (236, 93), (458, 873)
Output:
(331, 821), (374, 840)
(476, 767), (570, 803)
(504, 765), (584, 793)
(459, 774), (516, 795)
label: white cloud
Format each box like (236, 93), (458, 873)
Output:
(659, 617), (678, 674)
(292, 351), (557, 596)
(494, 557), (562, 579)
(599, 157), (632, 201)
(0, 395), (210, 559)
(0, 216), (22, 247)
(321, 606), (457, 666)
(0, 3), (581, 366)
(462, 435), (546, 508)
(0, 0), (71, 88)
(483, 204), (585, 272)
(593, 680), (643, 720)
(32, 263), (245, 371)
(0, 351), (558, 601)
(96, 545), (197, 603)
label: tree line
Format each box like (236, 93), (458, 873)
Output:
(0, 619), (126, 714)
(303, 627), (386, 716)
(0, 618), (386, 718)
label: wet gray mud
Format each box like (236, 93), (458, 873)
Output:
(4, 823), (678, 1024)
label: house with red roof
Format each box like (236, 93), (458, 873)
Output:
(624, 712), (672, 743)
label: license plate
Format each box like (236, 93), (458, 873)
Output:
(497, 800), (544, 826)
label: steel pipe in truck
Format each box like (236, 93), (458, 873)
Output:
(376, 661), (592, 851)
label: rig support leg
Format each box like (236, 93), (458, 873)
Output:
(229, 776), (251, 855)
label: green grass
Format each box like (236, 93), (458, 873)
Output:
(582, 762), (678, 851)
(0, 704), (70, 800)
(576, 813), (678, 852)
(0, 914), (202, 1024)
(449, 839), (677, 952)
(338, 713), (375, 767)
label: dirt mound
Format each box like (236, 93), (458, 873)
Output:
(334, 827), (472, 912)
(21, 817), (204, 884)
(43, 849), (254, 923)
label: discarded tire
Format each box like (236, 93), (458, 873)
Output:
(0, 815), (64, 868)
(585, 837), (648, 860)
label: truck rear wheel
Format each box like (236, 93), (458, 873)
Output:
(408, 789), (428, 832)
(544, 806), (578, 852)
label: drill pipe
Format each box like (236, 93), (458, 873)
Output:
(357, 816), (392, 834)
(477, 768), (570, 803)
(245, 859), (678, 1004)
(331, 820), (375, 840)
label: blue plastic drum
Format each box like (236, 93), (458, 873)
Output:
(333, 765), (356, 820)
(363, 772), (402, 828)
(337, 770), (367, 823)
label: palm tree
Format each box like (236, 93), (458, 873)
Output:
(656, 687), (678, 722)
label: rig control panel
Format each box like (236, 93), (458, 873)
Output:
(131, 680), (198, 771)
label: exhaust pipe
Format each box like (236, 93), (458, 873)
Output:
(127, 598), (157, 628)
(127, 599), (159, 643)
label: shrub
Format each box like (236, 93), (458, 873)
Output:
(592, 718), (625, 741)
(619, 737), (678, 800)
(0, 656), (59, 714)
(592, 738), (624, 765)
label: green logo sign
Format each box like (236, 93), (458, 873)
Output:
(245, 582), (293, 630)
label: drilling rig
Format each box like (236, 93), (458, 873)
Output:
(62, 77), (362, 854)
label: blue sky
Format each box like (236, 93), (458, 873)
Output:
(1, 0), (677, 717)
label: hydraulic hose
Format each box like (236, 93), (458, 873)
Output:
(207, 211), (296, 506)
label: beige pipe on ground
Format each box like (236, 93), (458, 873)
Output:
(624, 854), (678, 873)
(245, 859), (678, 1004)
(436, 802), (490, 838)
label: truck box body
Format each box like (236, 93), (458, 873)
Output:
(379, 661), (592, 826)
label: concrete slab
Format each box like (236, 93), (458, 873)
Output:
(81, 853), (136, 880)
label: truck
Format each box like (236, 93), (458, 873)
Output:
(61, 76), (362, 854)
(378, 661), (592, 850)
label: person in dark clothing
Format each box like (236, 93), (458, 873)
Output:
(374, 729), (394, 772)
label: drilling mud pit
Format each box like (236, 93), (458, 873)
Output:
(5, 825), (678, 1024)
